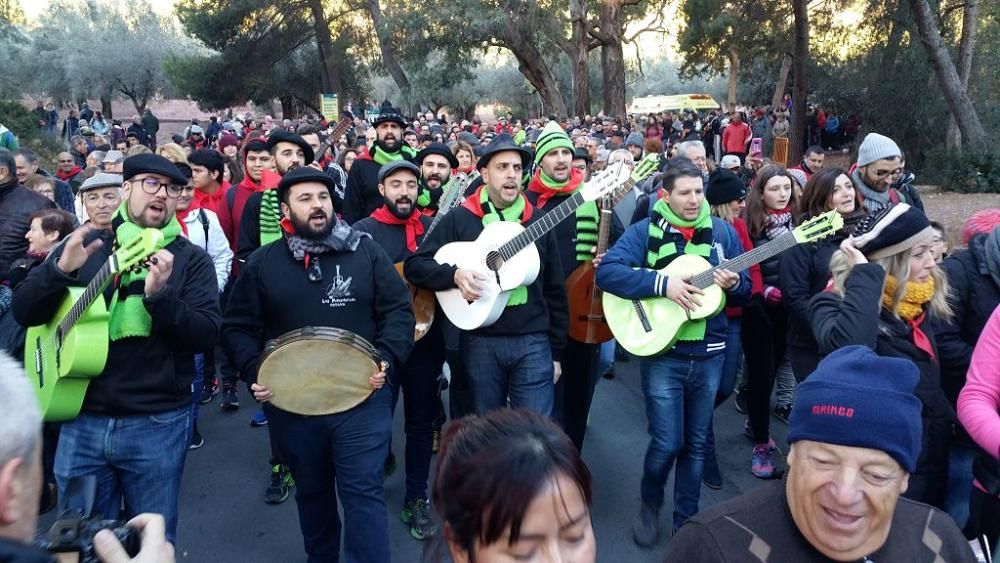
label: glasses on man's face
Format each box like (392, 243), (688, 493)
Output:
(132, 177), (183, 198)
(871, 168), (902, 178)
(58, 159), (74, 164)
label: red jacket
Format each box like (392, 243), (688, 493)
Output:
(722, 122), (751, 154)
(725, 217), (764, 318)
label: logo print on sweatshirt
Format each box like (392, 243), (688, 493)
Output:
(322, 265), (356, 308)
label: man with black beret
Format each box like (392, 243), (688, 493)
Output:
(343, 101), (416, 223)
(13, 153), (221, 544)
(223, 166), (414, 562)
(572, 148), (592, 180)
(413, 142), (459, 216)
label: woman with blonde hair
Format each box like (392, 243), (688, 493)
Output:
(156, 143), (188, 164)
(810, 203), (964, 508)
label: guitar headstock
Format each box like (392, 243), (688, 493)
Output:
(792, 209), (844, 244)
(114, 229), (164, 274)
(578, 161), (628, 202)
(631, 153), (659, 184)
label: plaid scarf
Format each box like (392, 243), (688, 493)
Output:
(280, 217), (370, 282)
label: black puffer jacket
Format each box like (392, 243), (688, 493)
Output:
(751, 232), (784, 288)
(810, 263), (960, 508)
(779, 235), (843, 378)
(0, 178), (56, 274)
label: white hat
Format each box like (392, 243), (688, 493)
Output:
(719, 154), (741, 169)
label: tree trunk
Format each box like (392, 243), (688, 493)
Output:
(789, 0), (809, 165)
(279, 95), (294, 119)
(726, 48), (740, 109)
(309, 0), (344, 114)
(945, 0), (979, 150)
(909, 0), (988, 154)
(597, 0), (627, 119)
(771, 52), (792, 109)
(366, 0), (411, 106)
(881, 2), (910, 69)
(501, 21), (568, 118)
(566, 0), (591, 117)
(100, 97), (112, 120)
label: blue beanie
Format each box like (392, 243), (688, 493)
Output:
(787, 346), (923, 473)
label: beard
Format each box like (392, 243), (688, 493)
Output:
(423, 173), (445, 189)
(277, 160), (300, 176)
(386, 196), (414, 219)
(376, 136), (400, 153)
(290, 208), (334, 240)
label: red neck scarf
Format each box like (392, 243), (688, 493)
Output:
(56, 166), (82, 181)
(454, 164), (476, 175)
(909, 313), (937, 363)
(370, 205), (425, 252)
(461, 185), (533, 223)
(526, 167), (584, 209)
(176, 198), (202, 236)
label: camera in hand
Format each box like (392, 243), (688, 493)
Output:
(36, 476), (140, 563)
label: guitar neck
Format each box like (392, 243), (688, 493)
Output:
(57, 259), (117, 335)
(689, 230), (799, 289)
(499, 191), (587, 261)
(423, 179), (466, 240)
(594, 176), (638, 255)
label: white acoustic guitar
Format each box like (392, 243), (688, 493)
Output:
(433, 162), (631, 330)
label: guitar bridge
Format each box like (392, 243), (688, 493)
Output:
(34, 337), (43, 388)
(632, 300), (653, 333)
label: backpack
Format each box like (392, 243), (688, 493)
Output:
(196, 209), (210, 250)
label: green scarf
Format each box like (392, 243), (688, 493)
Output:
(417, 176), (449, 209)
(259, 189), (282, 245)
(647, 198), (714, 341)
(371, 143), (417, 166)
(527, 170), (599, 262)
(473, 187), (530, 306)
(108, 204), (181, 341)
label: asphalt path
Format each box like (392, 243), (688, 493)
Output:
(39, 357), (791, 562)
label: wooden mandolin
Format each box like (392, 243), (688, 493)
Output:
(396, 262), (435, 341)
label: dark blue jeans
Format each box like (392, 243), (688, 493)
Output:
(554, 338), (601, 452)
(706, 318), (742, 457)
(462, 332), (554, 416)
(266, 385), (393, 563)
(54, 405), (192, 542)
(639, 353), (723, 530)
(398, 338), (446, 503)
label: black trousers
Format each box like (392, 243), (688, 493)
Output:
(741, 299), (787, 444)
(392, 336), (445, 503)
(554, 338), (602, 452)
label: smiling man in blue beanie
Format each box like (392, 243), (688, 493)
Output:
(665, 346), (975, 562)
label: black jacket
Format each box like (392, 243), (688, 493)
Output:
(236, 190), (265, 265)
(222, 237), (415, 385)
(13, 230), (221, 415)
(750, 232), (784, 288)
(778, 235), (843, 374)
(0, 180), (56, 275)
(809, 263), (960, 503)
(403, 204), (569, 360)
(938, 236), (1000, 404)
(0, 538), (54, 563)
(342, 157), (385, 224)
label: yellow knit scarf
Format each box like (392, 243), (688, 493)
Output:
(883, 274), (935, 321)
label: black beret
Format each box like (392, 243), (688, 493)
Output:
(705, 168), (747, 205)
(122, 154), (188, 186)
(573, 148), (592, 164)
(414, 143), (459, 168)
(266, 130), (315, 165)
(378, 160), (420, 185)
(276, 167), (339, 203)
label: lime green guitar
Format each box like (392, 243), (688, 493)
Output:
(603, 210), (844, 357)
(24, 229), (164, 421)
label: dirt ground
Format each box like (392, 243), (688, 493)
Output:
(920, 191), (1000, 249)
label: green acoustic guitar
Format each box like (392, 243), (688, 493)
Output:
(24, 229), (164, 421)
(603, 210), (844, 357)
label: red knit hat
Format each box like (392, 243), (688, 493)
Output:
(218, 133), (239, 152)
(962, 208), (1000, 245)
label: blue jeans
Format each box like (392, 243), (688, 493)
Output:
(640, 353), (724, 530)
(462, 332), (554, 416)
(266, 385), (393, 563)
(54, 405), (192, 542)
(945, 443), (977, 530)
(597, 339), (616, 378)
(707, 318), (741, 458)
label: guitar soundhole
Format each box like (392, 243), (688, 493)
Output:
(485, 250), (503, 272)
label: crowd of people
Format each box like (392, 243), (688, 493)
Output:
(0, 96), (996, 563)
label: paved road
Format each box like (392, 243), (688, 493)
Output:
(40, 358), (791, 562)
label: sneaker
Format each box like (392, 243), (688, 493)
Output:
(200, 378), (219, 404)
(602, 365), (616, 379)
(431, 429), (441, 454)
(384, 452), (397, 478)
(702, 452), (723, 490)
(734, 388), (747, 414)
(751, 443), (776, 479)
(401, 499), (438, 540)
(773, 404), (791, 425)
(221, 385), (240, 411)
(189, 428), (204, 450)
(743, 417), (753, 441)
(265, 464), (293, 504)
(250, 410), (268, 427)
(632, 503), (660, 548)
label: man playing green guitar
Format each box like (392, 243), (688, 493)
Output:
(13, 153), (221, 544)
(596, 159), (750, 548)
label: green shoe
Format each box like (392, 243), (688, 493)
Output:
(401, 499), (438, 541)
(265, 464), (293, 504)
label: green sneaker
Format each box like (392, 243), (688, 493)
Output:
(401, 498), (438, 541)
(265, 464), (294, 504)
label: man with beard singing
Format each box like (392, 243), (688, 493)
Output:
(405, 135), (567, 416)
(342, 101), (416, 224)
(223, 167), (414, 563)
(413, 143), (459, 216)
(353, 160), (444, 541)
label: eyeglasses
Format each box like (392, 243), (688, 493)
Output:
(870, 167), (902, 178)
(132, 177), (183, 198)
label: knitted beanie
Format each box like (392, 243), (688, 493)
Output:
(851, 203), (933, 260)
(856, 133), (901, 167)
(705, 168), (747, 205)
(625, 132), (644, 149)
(218, 133), (239, 152)
(534, 121), (574, 165)
(788, 345), (923, 473)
